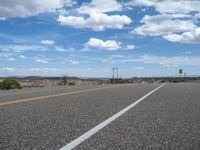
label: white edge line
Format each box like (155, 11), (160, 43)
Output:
(60, 83), (166, 150)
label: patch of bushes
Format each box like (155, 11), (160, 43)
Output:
(68, 82), (76, 86)
(0, 78), (22, 90)
(110, 78), (129, 84)
(161, 78), (186, 83)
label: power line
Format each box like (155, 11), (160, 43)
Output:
(112, 67), (119, 79)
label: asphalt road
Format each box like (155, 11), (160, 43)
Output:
(0, 83), (200, 150)
(0, 85), (116, 103)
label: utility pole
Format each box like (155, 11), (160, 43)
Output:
(116, 67), (119, 79)
(112, 67), (115, 79)
(184, 72), (186, 78)
(112, 67), (119, 79)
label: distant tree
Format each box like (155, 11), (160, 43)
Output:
(63, 75), (68, 85)
(0, 78), (21, 90)
(179, 69), (183, 77)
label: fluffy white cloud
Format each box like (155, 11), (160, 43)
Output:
(86, 38), (121, 51)
(128, 0), (154, 7)
(126, 45), (135, 50)
(36, 58), (48, 64)
(57, 0), (131, 31)
(69, 60), (80, 64)
(163, 27), (200, 44)
(129, 1), (200, 44)
(19, 55), (27, 59)
(0, 0), (73, 19)
(77, 0), (122, 14)
(58, 13), (131, 31)
(41, 40), (55, 45)
(154, 0), (200, 14)
(55, 46), (66, 52)
(128, 0), (200, 14)
(133, 15), (196, 36)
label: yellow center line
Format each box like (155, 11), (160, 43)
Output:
(0, 85), (121, 106)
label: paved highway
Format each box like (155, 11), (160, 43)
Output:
(0, 83), (200, 149)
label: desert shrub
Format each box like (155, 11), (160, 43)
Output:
(161, 78), (186, 83)
(68, 82), (76, 86)
(0, 78), (22, 90)
(110, 78), (129, 84)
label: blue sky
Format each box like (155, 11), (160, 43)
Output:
(0, 0), (200, 78)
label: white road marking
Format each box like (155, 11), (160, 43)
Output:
(60, 83), (166, 150)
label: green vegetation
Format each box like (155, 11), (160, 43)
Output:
(63, 75), (68, 85)
(68, 82), (76, 86)
(110, 78), (129, 84)
(179, 69), (183, 77)
(0, 78), (22, 90)
(161, 78), (186, 83)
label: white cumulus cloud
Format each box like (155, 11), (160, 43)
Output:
(133, 14), (196, 36)
(126, 45), (135, 50)
(57, 0), (131, 31)
(86, 38), (121, 51)
(163, 27), (200, 44)
(0, 0), (72, 19)
(69, 60), (80, 64)
(41, 40), (55, 45)
(19, 55), (27, 59)
(58, 13), (131, 31)
(77, 0), (122, 14)
(128, 0), (200, 15)
(36, 58), (48, 64)
(128, 1), (200, 44)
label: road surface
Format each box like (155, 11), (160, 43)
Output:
(0, 83), (200, 150)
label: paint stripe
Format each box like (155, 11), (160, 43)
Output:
(0, 85), (121, 106)
(60, 83), (166, 150)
